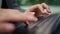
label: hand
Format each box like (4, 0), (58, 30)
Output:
(26, 3), (51, 17)
(0, 9), (38, 32)
(23, 11), (38, 22)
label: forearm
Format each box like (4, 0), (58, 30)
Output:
(0, 9), (26, 22)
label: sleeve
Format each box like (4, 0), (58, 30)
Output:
(0, 0), (2, 8)
(51, 13), (60, 34)
(6, 0), (25, 12)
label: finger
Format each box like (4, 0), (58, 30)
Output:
(25, 21), (29, 25)
(0, 22), (15, 32)
(27, 15), (38, 22)
(42, 3), (51, 13)
(44, 9), (50, 15)
(37, 4), (45, 14)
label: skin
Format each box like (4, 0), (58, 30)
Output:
(0, 3), (51, 32)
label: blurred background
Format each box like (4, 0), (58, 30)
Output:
(16, 0), (60, 14)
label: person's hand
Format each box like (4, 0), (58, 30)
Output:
(23, 11), (38, 22)
(0, 9), (37, 32)
(0, 3), (51, 33)
(26, 3), (51, 17)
